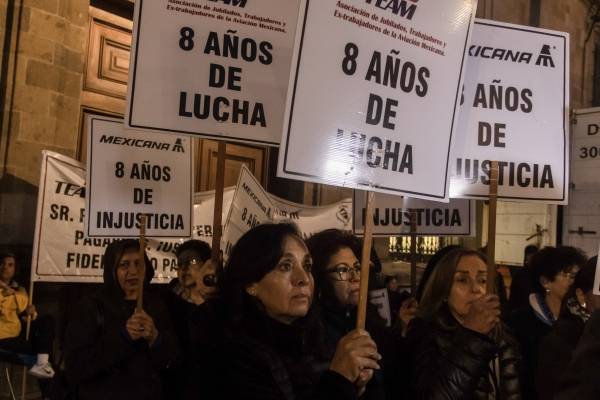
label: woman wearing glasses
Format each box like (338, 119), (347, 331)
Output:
(507, 246), (586, 400)
(307, 229), (390, 400)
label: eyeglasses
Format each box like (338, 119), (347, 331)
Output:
(326, 264), (361, 281)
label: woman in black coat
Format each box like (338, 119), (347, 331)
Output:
(213, 223), (381, 400)
(407, 248), (521, 400)
(64, 239), (180, 400)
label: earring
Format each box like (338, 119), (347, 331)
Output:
(545, 287), (550, 294)
(248, 288), (257, 296)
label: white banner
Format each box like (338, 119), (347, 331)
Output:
(594, 242), (600, 296)
(86, 116), (193, 237)
(572, 108), (600, 190)
(450, 20), (569, 204)
(278, 0), (477, 201)
(353, 191), (474, 236)
(125, 0), (300, 146)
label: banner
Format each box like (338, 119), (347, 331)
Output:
(278, 0), (477, 201)
(125, 0), (300, 146)
(450, 20), (569, 203)
(32, 154), (351, 282)
(353, 191), (474, 236)
(595, 243), (600, 296)
(571, 108), (600, 190)
(86, 116), (193, 237)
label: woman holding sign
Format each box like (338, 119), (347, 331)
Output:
(214, 223), (381, 399)
(407, 248), (521, 399)
(63, 239), (180, 400)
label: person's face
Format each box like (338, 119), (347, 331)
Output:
(325, 247), (361, 307)
(543, 266), (579, 300)
(448, 255), (487, 320)
(387, 278), (399, 293)
(116, 249), (143, 300)
(247, 236), (313, 325)
(0, 257), (16, 282)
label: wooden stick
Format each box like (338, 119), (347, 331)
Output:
(136, 215), (147, 312)
(211, 141), (227, 265)
(357, 191), (375, 330)
(410, 209), (418, 294)
(21, 279), (35, 400)
(486, 161), (499, 294)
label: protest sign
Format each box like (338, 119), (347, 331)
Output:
(368, 288), (392, 327)
(450, 20), (569, 203)
(222, 165), (275, 258)
(32, 151), (178, 283)
(594, 242), (600, 295)
(353, 191), (474, 236)
(571, 108), (600, 190)
(278, 0), (477, 200)
(125, 0), (300, 146)
(86, 116), (193, 238)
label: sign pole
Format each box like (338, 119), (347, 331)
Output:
(20, 279), (35, 400)
(211, 141), (227, 266)
(486, 161), (499, 294)
(136, 215), (147, 313)
(357, 191), (375, 330)
(410, 209), (418, 294)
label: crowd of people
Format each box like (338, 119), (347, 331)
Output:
(1, 224), (600, 399)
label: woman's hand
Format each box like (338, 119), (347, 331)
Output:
(126, 310), (159, 345)
(329, 329), (381, 385)
(462, 294), (500, 335)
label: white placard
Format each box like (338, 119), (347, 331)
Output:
(369, 288), (392, 327)
(278, 0), (477, 201)
(31, 151), (178, 283)
(450, 20), (569, 203)
(353, 191), (474, 236)
(222, 165), (276, 258)
(86, 116), (193, 237)
(125, 0), (300, 146)
(572, 108), (600, 190)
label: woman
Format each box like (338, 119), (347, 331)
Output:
(307, 229), (397, 400)
(508, 246), (586, 399)
(535, 255), (600, 399)
(407, 247), (521, 399)
(64, 239), (179, 400)
(0, 253), (55, 379)
(214, 223), (381, 399)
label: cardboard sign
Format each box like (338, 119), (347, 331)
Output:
(571, 108), (600, 190)
(353, 191), (474, 236)
(368, 288), (392, 327)
(278, 0), (477, 200)
(86, 116), (193, 237)
(450, 20), (569, 203)
(31, 151), (179, 283)
(125, 0), (300, 146)
(222, 165), (276, 258)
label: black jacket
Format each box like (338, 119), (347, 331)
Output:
(407, 308), (521, 400)
(214, 305), (358, 400)
(535, 312), (585, 399)
(555, 310), (600, 400)
(63, 242), (180, 400)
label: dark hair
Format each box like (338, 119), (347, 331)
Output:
(418, 248), (488, 323)
(574, 256), (598, 294)
(530, 246), (587, 295)
(523, 244), (539, 266)
(416, 245), (461, 301)
(385, 275), (399, 285)
(176, 240), (211, 266)
(0, 252), (15, 265)
(219, 223), (303, 328)
(305, 229), (362, 307)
